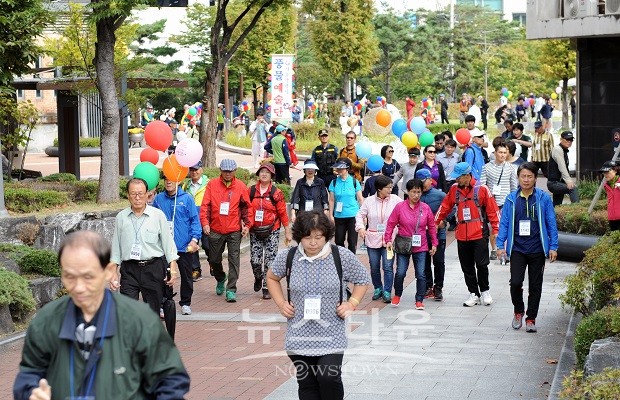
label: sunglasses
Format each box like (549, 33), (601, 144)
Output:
(564, 138), (574, 142)
(426, 150), (436, 154)
(387, 150), (394, 153)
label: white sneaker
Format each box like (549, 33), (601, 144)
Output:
(181, 305), (192, 315)
(481, 290), (493, 306)
(463, 293), (480, 307)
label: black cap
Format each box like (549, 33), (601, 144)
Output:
(599, 160), (618, 172)
(561, 131), (574, 140)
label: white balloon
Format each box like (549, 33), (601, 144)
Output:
(555, 87), (562, 94)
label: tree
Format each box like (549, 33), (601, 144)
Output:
(540, 39), (576, 128)
(302, 0), (379, 101)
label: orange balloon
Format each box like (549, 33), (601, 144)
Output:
(162, 154), (189, 182)
(375, 109), (392, 128)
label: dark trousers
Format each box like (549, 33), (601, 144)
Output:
(319, 173), (335, 190)
(533, 161), (549, 178)
(275, 163), (290, 184)
(288, 352), (344, 400)
(192, 233), (209, 273)
(481, 116), (488, 131)
(120, 257), (166, 315)
(547, 180), (579, 206)
(425, 239), (446, 289)
(208, 230), (242, 291)
(509, 251), (546, 320)
(441, 112), (449, 124)
(610, 220), (620, 232)
(334, 217), (357, 254)
(177, 252), (194, 306)
(456, 238), (490, 296)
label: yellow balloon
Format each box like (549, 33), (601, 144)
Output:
(401, 131), (418, 148)
(551, 93), (558, 100)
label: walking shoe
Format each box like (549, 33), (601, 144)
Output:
(415, 301), (425, 310)
(262, 289), (271, 300)
(216, 274), (227, 295)
(463, 293), (480, 307)
(424, 287), (434, 299)
(391, 295), (401, 307)
(481, 290), (493, 306)
(433, 286), (443, 301)
(382, 291), (391, 303)
(512, 313), (523, 330)
(225, 290), (236, 303)
(192, 270), (203, 282)
(254, 277), (262, 292)
(181, 305), (192, 315)
(525, 319), (537, 333)
(372, 288), (382, 300)
(159, 308), (165, 319)
(490, 250), (497, 260)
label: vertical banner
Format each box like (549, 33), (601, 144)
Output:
(270, 54), (294, 124)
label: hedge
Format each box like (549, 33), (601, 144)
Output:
(0, 268), (36, 322)
(52, 137), (100, 148)
(4, 187), (70, 213)
(555, 200), (609, 236)
(573, 306), (620, 368)
(18, 249), (61, 277)
(560, 368), (620, 399)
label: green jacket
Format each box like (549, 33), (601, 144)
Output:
(182, 174), (209, 212)
(14, 291), (189, 399)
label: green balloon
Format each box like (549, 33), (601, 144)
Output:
(133, 161), (160, 190)
(419, 131), (435, 147)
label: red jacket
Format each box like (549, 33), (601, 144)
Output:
(200, 176), (253, 234)
(605, 177), (620, 221)
(435, 178), (500, 241)
(249, 183), (290, 231)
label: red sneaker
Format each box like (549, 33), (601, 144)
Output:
(391, 295), (401, 307)
(415, 301), (425, 310)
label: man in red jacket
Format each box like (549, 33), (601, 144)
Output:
(200, 159), (254, 303)
(435, 162), (500, 307)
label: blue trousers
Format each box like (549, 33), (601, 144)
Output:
(394, 251), (426, 301)
(367, 247), (394, 294)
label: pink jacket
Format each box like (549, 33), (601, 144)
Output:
(384, 201), (438, 253)
(605, 178), (620, 221)
(355, 194), (403, 248)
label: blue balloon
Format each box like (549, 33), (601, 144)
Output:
(391, 118), (407, 138)
(356, 142), (372, 159)
(410, 116), (427, 135)
(367, 155), (384, 172)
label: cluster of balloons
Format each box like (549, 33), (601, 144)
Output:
(376, 96), (387, 106)
(241, 100), (251, 112)
(501, 87), (513, 99)
(134, 120), (203, 189)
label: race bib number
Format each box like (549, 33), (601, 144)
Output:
(492, 186), (502, 196)
(303, 295), (321, 320)
(130, 244), (142, 260)
(462, 207), (472, 221)
(411, 234), (422, 247)
(335, 202), (343, 213)
(255, 210), (264, 222)
(219, 202), (230, 215)
(376, 223), (386, 233)
(305, 200), (314, 211)
(519, 220), (531, 236)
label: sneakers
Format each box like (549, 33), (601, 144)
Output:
(372, 288), (382, 300)
(391, 295), (401, 307)
(215, 274), (227, 295)
(463, 293), (480, 307)
(254, 277), (262, 292)
(490, 250), (497, 260)
(512, 313), (523, 330)
(192, 270), (203, 282)
(433, 286), (443, 301)
(382, 291), (391, 303)
(415, 301), (425, 310)
(262, 289), (271, 300)
(181, 305), (192, 315)
(481, 290), (493, 306)
(225, 290), (236, 303)
(424, 287), (434, 299)
(525, 319), (537, 333)
(159, 308), (165, 319)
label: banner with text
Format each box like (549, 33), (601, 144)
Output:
(270, 54), (294, 124)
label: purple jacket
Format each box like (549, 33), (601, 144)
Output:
(384, 201), (438, 253)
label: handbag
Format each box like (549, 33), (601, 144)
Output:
(251, 224), (274, 240)
(393, 235), (412, 255)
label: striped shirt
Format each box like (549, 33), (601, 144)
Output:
(531, 132), (554, 162)
(437, 152), (459, 179)
(480, 161), (518, 206)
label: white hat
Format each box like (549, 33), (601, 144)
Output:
(303, 160), (320, 170)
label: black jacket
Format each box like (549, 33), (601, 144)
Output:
(290, 177), (329, 212)
(311, 144), (339, 178)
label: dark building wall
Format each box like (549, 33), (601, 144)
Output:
(577, 37), (620, 178)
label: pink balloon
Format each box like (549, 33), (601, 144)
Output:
(174, 138), (203, 167)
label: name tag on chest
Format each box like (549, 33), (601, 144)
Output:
(376, 223), (386, 233)
(519, 220), (531, 236)
(411, 234), (422, 247)
(220, 202), (230, 215)
(130, 244), (142, 260)
(462, 207), (472, 221)
(335, 202), (343, 213)
(305, 200), (314, 211)
(304, 295), (322, 320)
(492, 186), (502, 196)
(255, 210), (264, 222)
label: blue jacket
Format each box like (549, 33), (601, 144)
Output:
(153, 187), (202, 252)
(463, 144), (484, 182)
(496, 188), (558, 257)
(421, 187), (450, 240)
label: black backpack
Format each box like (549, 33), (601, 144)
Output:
(285, 244), (351, 304)
(249, 185), (278, 206)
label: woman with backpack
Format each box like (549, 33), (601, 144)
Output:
(248, 163), (292, 299)
(328, 158), (364, 253)
(290, 160), (330, 224)
(265, 210), (370, 400)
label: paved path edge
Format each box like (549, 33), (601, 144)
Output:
(548, 311), (581, 399)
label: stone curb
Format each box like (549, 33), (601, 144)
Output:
(548, 311), (581, 399)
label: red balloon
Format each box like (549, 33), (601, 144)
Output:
(456, 128), (471, 145)
(140, 147), (160, 165)
(144, 120), (173, 152)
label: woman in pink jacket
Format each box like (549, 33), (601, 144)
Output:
(355, 175), (403, 304)
(601, 160), (620, 231)
(385, 179), (438, 310)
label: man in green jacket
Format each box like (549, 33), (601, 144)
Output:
(265, 124), (291, 184)
(13, 230), (189, 400)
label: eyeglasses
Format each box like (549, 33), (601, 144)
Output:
(129, 192), (146, 198)
(387, 150), (394, 153)
(564, 138), (574, 142)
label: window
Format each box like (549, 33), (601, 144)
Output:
(17, 89), (24, 99)
(36, 90), (42, 99)
(513, 13), (526, 27)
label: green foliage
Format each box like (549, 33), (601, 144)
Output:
(202, 167), (252, 185)
(41, 173), (78, 183)
(275, 183), (292, 203)
(52, 137), (101, 148)
(0, 95), (39, 163)
(426, 123), (464, 135)
(3, 188), (70, 213)
(578, 179), (607, 201)
(0, 268), (36, 322)
(18, 249), (61, 277)
(555, 201), (609, 236)
(560, 368), (620, 399)
(73, 181), (100, 202)
(560, 231), (620, 316)
(573, 306), (620, 368)
(0, 243), (33, 261)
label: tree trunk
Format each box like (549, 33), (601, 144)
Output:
(386, 66), (392, 103)
(200, 62), (223, 168)
(79, 95), (89, 138)
(262, 82), (268, 113)
(562, 78), (569, 129)
(342, 73), (351, 101)
(95, 17), (120, 203)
